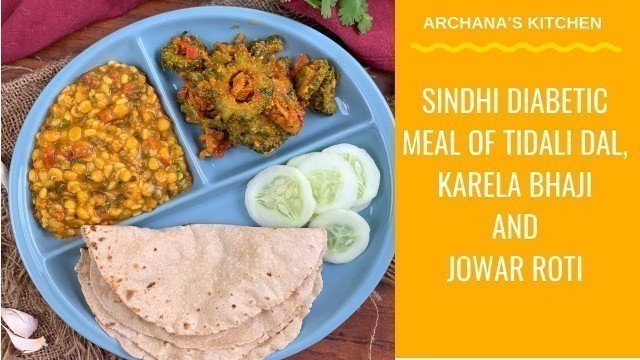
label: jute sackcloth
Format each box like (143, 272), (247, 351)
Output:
(1, 2), (394, 359)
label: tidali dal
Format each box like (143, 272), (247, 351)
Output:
(28, 61), (192, 238)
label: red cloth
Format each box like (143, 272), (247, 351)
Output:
(1, 0), (145, 63)
(2, 0), (394, 71)
(282, 0), (394, 71)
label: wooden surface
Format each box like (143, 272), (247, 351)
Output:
(1, 0), (395, 359)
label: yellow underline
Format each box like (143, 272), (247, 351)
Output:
(410, 42), (622, 53)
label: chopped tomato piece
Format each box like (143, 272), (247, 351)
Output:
(98, 108), (115, 123)
(146, 138), (160, 150)
(123, 83), (141, 99)
(184, 46), (200, 60)
(159, 155), (173, 166)
(291, 54), (310, 78)
(70, 145), (93, 158)
(81, 73), (100, 88)
(108, 71), (121, 85)
(176, 38), (200, 59)
(43, 146), (56, 167)
(176, 38), (190, 51)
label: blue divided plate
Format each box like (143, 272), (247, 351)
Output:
(8, 7), (394, 359)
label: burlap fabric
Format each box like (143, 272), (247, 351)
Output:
(1, 2), (394, 359)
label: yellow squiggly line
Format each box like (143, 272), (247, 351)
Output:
(410, 42), (621, 53)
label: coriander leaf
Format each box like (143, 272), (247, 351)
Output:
(304, 0), (322, 9)
(337, 0), (366, 25)
(321, 0), (337, 18)
(357, 12), (373, 33)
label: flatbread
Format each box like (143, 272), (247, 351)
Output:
(76, 251), (156, 360)
(101, 325), (156, 360)
(88, 251), (320, 350)
(244, 317), (303, 360)
(101, 314), (304, 360)
(77, 250), (320, 360)
(83, 224), (326, 336)
(106, 307), (309, 360)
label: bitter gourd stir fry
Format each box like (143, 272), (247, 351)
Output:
(161, 33), (340, 158)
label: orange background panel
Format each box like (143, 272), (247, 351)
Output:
(396, 0), (640, 357)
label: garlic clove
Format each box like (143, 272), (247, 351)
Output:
(1, 307), (38, 338)
(2, 325), (47, 353)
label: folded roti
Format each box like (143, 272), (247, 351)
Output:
(100, 315), (305, 360)
(83, 224), (326, 336)
(100, 318), (304, 360)
(88, 250), (321, 350)
(77, 250), (319, 359)
(101, 326), (155, 360)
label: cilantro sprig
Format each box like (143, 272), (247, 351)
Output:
(269, 0), (373, 34)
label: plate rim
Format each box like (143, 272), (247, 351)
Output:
(8, 6), (395, 359)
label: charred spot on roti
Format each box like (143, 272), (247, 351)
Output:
(207, 291), (212, 296)
(106, 322), (115, 327)
(183, 322), (191, 330)
(163, 341), (169, 347)
(107, 255), (112, 261)
(125, 289), (136, 300)
(98, 237), (105, 242)
(232, 304), (237, 309)
(90, 225), (97, 231)
(132, 307), (140, 313)
(265, 296), (271, 301)
(146, 282), (155, 289)
(153, 248), (157, 251)
(266, 272), (272, 277)
(90, 242), (98, 249)
(133, 263), (139, 270)
(196, 308), (201, 312)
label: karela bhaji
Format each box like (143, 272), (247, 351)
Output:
(28, 61), (193, 238)
(160, 33), (340, 158)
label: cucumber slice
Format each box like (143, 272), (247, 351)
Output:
(323, 144), (380, 209)
(245, 165), (316, 228)
(286, 152), (319, 168)
(297, 153), (358, 213)
(309, 209), (370, 264)
(351, 199), (372, 213)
